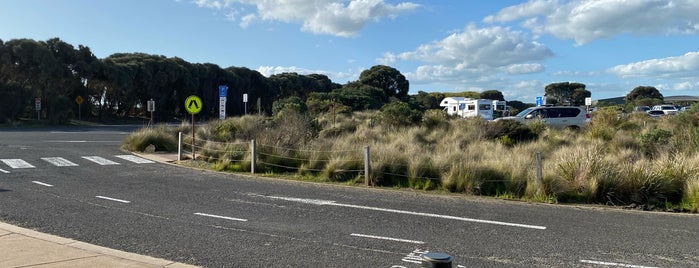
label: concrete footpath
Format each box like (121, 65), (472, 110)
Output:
(0, 222), (199, 268)
(1, 153), (199, 268)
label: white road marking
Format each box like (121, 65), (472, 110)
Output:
(114, 155), (154, 164)
(0, 159), (36, 169)
(194, 212), (248, 222)
(350, 233), (424, 244)
(32, 181), (54, 187)
(82, 156), (120, 165)
(44, 140), (121, 143)
(580, 260), (660, 268)
(41, 157), (79, 167)
(0, 169), (9, 174)
(96, 196), (131, 203)
(265, 195), (547, 230)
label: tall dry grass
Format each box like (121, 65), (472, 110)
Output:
(122, 105), (699, 212)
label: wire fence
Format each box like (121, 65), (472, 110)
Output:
(177, 132), (544, 192)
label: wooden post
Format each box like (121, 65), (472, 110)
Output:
(536, 152), (542, 196)
(251, 139), (256, 174)
(364, 146), (371, 186)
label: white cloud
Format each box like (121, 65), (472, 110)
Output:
(192, 0), (419, 37)
(507, 63), (544, 74)
(608, 51), (699, 78)
(256, 65), (328, 76)
(381, 24), (552, 83)
(487, 0), (699, 45)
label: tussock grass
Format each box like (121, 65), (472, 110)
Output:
(122, 106), (699, 212)
(121, 125), (178, 152)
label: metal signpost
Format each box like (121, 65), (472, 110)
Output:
(219, 85), (227, 120)
(75, 96), (83, 121)
(147, 99), (155, 125)
(243, 93), (248, 115)
(35, 98), (41, 120)
(184, 95), (203, 159)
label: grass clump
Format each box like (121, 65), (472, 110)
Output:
(121, 125), (178, 152)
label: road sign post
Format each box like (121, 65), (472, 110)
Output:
(219, 85), (227, 120)
(184, 95), (203, 160)
(35, 98), (41, 121)
(243, 93), (248, 115)
(75, 96), (84, 121)
(147, 99), (155, 126)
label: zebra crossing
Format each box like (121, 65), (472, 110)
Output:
(0, 155), (155, 173)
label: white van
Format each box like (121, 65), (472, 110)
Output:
(440, 97), (507, 120)
(495, 106), (590, 129)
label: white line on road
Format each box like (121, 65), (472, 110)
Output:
(264, 195), (546, 230)
(194, 212), (248, 222)
(96, 196), (131, 203)
(82, 156), (120, 165)
(0, 169), (9, 174)
(42, 157), (79, 167)
(350, 233), (424, 244)
(32, 181), (54, 187)
(580, 260), (660, 268)
(0, 159), (35, 169)
(115, 155), (154, 164)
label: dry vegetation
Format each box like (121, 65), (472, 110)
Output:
(123, 104), (699, 212)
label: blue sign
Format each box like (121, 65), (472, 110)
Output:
(219, 85), (228, 97)
(535, 96), (543, 107)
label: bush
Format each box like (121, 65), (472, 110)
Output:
(638, 128), (672, 157)
(484, 120), (538, 145)
(122, 126), (178, 152)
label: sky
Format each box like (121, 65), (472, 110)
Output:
(1, 0), (698, 102)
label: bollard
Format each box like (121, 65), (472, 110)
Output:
(178, 132), (183, 161)
(421, 252), (453, 268)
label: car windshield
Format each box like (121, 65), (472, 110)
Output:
(515, 107), (534, 117)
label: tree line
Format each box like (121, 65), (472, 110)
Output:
(1, 37), (664, 125)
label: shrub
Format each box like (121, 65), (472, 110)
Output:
(638, 128), (672, 158)
(421, 109), (449, 130)
(122, 126), (178, 152)
(484, 120), (538, 145)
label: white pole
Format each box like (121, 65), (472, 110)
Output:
(178, 132), (183, 161)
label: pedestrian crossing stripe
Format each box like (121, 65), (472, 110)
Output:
(81, 156), (121, 165)
(0, 155), (156, 170)
(41, 157), (79, 167)
(114, 155), (154, 164)
(0, 159), (35, 169)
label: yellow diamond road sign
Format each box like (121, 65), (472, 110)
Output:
(75, 96), (83, 105)
(184, 95), (202, 114)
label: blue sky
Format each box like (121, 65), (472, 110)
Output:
(1, 0), (698, 102)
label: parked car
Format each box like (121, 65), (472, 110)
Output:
(646, 110), (666, 118)
(633, 106), (650, 113)
(494, 106), (590, 129)
(651, 105), (678, 115)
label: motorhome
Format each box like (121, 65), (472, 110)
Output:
(440, 97), (507, 120)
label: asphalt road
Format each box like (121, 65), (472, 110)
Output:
(1, 126), (698, 267)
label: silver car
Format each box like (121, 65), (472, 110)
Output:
(495, 106), (591, 129)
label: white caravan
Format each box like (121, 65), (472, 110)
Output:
(440, 97), (507, 120)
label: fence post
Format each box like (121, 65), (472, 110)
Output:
(536, 152), (542, 196)
(364, 146), (371, 186)
(178, 132), (183, 161)
(251, 139), (256, 174)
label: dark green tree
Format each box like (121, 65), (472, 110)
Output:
(626, 86), (663, 103)
(375, 101), (422, 127)
(544, 82), (589, 106)
(359, 65), (409, 102)
(480, 90), (505, 101)
(410, 91), (444, 111)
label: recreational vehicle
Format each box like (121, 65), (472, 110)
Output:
(439, 97), (507, 120)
